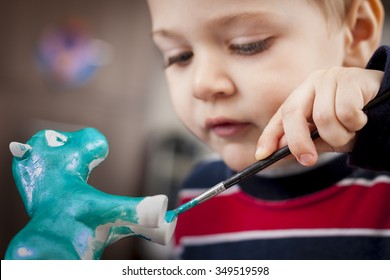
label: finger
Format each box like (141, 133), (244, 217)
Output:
(281, 79), (318, 166)
(311, 69), (356, 149)
(331, 82), (366, 146)
(255, 109), (285, 160)
(333, 69), (377, 132)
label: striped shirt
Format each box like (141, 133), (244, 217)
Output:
(173, 157), (390, 259)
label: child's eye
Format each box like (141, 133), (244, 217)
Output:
(165, 51), (193, 68)
(229, 38), (272, 56)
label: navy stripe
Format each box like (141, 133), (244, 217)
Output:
(181, 236), (390, 260)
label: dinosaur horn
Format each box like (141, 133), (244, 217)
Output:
(9, 142), (32, 158)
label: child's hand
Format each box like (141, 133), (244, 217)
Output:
(255, 67), (384, 166)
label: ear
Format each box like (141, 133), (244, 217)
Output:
(9, 142), (32, 159)
(343, 0), (384, 67)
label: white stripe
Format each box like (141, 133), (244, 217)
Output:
(180, 228), (390, 246)
(178, 185), (241, 200)
(337, 175), (390, 187)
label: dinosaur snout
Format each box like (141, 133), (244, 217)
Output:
(80, 128), (109, 157)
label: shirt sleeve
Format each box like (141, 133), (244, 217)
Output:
(348, 45), (390, 170)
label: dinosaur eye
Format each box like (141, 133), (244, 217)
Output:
(45, 130), (68, 147)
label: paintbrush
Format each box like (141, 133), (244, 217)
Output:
(165, 89), (390, 223)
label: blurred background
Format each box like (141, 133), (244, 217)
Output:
(0, 0), (389, 260)
(0, 0), (212, 260)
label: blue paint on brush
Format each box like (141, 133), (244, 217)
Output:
(165, 200), (199, 223)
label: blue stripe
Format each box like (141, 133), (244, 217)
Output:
(180, 236), (390, 259)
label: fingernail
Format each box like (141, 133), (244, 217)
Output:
(255, 146), (267, 160)
(299, 154), (314, 165)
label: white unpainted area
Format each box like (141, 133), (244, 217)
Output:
(136, 195), (167, 227)
(83, 195), (177, 259)
(89, 158), (105, 172)
(45, 130), (68, 147)
(9, 142), (32, 158)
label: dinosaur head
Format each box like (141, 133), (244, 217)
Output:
(9, 127), (109, 214)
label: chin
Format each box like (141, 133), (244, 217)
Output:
(223, 154), (257, 172)
(215, 143), (255, 171)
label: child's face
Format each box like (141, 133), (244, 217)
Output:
(149, 0), (348, 171)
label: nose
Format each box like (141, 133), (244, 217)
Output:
(78, 127), (109, 158)
(191, 52), (236, 101)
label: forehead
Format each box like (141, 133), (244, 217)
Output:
(148, 0), (324, 33)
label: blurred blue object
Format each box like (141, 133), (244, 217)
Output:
(36, 18), (111, 89)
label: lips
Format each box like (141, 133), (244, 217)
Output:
(205, 117), (250, 137)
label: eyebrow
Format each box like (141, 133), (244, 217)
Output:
(151, 11), (279, 39)
(214, 11), (277, 26)
(151, 29), (179, 39)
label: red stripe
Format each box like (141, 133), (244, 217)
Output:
(174, 183), (390, 244)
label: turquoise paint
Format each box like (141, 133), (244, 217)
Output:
(165, 199), (199, 223)
(5, 128), (176, 260)
(164, 210), (177, 223)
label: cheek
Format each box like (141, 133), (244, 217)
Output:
(167, 81), (196, 130)
(171, 94), (190, 123)
(167, 75), (186, 115)
(237, 68), (292, 124)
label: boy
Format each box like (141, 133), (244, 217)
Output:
(147, 0), (390, 259)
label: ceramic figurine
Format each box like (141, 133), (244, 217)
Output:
(5, 128), (176, 260)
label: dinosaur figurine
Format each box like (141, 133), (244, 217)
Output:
(5, 128), (176, 260)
